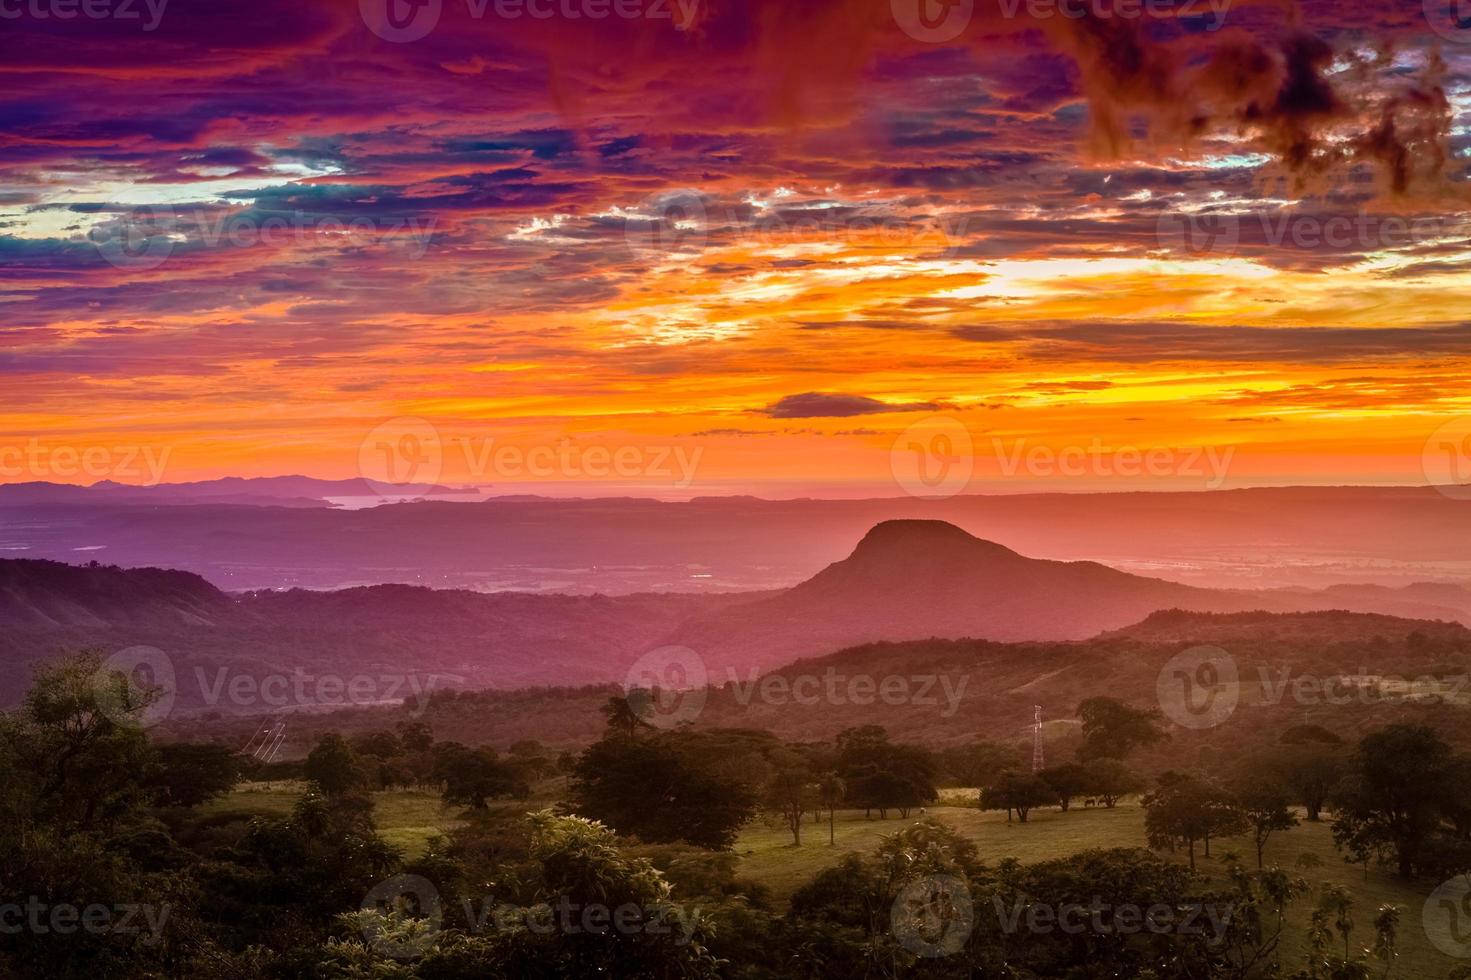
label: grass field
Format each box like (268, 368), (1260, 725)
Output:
(734, 801), (1462, 977)
(207, 784), (1465, 976)
(200, 782), (465, 858)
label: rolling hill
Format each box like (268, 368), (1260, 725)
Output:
(2, 520), (1470, 713)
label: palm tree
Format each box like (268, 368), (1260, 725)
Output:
(818, 774), (845, 846)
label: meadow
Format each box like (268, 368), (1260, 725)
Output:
(207, 782), (1464, 976)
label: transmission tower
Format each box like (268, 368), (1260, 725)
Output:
(241, 718), (287, 763)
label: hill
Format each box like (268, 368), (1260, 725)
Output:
(669, 520), (1471, 671)
(0, 558), (242, 628)
(162, 607), (1471, 758)
(5, 522), (1471, 713)
(3, 486), (1469, 594)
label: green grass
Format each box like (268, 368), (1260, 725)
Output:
(198, 780), (307, 820)
(735, 801), (1462, 977)
(206, 785), (1463, 976)
(372, 789), (465, 856)
(735, 803), (1145, 900)
(201, 782), (464, 859)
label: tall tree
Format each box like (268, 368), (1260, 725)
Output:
(432, 742), (526, 809)
(817, 773), (845, 846)
(1038, 762), (1090, 812)
(1234, 781), (1299, 870)
(572, 732), (759, 849)
(979, 771), (1055, 823)
(1, 651), (157, 833)
(304, 732), (367, 797)
(1143, 773), (1245, 871)
(1082, 759), (1145, 808)
(1076, 697), (1169, 761)
(146, 741), (240, 807)
(764, 752), (816, 846)
(1332, 724), (1454, 877)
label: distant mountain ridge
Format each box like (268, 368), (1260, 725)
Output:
(2, 484), (1468, 594)
(0, 476), (474, 508)
(170, 608), (1471, 754)
(0, 559), (241, 628)
(2, 520), (1470, 711)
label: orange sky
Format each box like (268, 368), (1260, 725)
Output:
(3, 0), (1470, 496)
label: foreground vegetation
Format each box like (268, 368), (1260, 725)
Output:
(6, 652), (1471, 978)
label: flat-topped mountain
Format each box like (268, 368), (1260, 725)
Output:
(2, 521), (1470, 711)
(666, 519), (1418, 671)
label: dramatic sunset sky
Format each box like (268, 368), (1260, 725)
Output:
(3, 0), (1470, 494)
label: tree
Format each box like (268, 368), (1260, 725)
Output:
(1038, 763), (1089, 812)
(1234, 781), (1299, 870)
(432, 742), (526, 809)
(147, 741), (240, 807)
(1444, 755), (1471, 841)
(506, 738), (557, 781)
(817, 773), (845, 846)
(350, 729), (402, 759)
(600, 694), (650, 739)
(1275, 741), (1345, 822)
(396, 720), (434, 752)
(939, 739), (1024, 788)
(1076, 696), (1168, 761)
(572, 732), (759, 849)
(304, 732), (367, 797)
(979, 771), (1054, 823)
(334, 810), (720, 978)
(1143, 774), (1245, 871)
(1, 651), (158, 833)
(764, 752), (816, 846)
(835, 727), (937, 818)
(1280, 723), (1342, 746)
(1332, 724), (1455, 877)
(789, 818), (986, 971)
(1082, 758), (1144, 808)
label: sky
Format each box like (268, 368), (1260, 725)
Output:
(3, 0), (1471, 496)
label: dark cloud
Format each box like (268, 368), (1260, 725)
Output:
(952, 321), (1471, 364)
(759, 392), (940, 418)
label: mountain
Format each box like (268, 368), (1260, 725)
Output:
(0, 559), (242, 628)
(162, 608), (1471, 756)
(1, 486), (1468, 594)
(2, 520), (1470, 713)
(0, 476), (476, 508)
(666, 520), (1468, 672)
